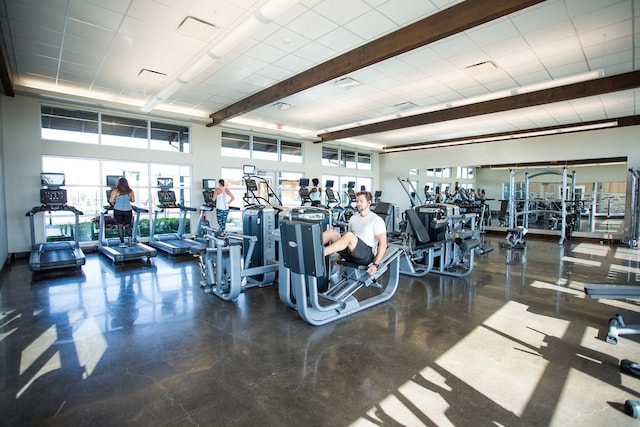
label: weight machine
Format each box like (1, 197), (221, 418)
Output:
(278, 208), (403, 326)
(393, 203), (493, 278)
(622, 167), (640, 248)
(198, 165), (281, 301)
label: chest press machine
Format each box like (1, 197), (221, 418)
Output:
(394, 203), (493, 278)
(278, 210), (403, 326)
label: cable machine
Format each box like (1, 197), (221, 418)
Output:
(506, 167), (576, 245)
(622, 167), (640, 248)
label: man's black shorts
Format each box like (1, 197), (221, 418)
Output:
(338, 238), (374, 265)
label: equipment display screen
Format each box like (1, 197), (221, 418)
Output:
(40, 172), (65, 188)
(202, 179), (216, 189)
(106, 175), (120, 187)
(157, 177), (173, 188)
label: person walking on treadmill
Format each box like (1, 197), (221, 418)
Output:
(109, 177), (135, 248)
(213, 179), (235, 235)
(322, 191), (387, 277)
(309, 178), (322, 206)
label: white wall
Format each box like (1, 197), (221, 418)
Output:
(379, 126), (640, 215)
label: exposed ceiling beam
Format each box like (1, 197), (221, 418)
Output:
(0, 21), (15, 97)
(318, 70), (640, 142)
(207, 0), (544, 127)
(382, 115), (640, 152)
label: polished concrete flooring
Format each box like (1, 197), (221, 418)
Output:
(1, 234), (639, 426)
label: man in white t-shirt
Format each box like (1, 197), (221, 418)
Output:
(323, 191), (387, 277)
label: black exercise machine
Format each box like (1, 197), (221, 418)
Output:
(25, 172), (86, 271)
(278, 209), (403, 326)
(149, 177), (205, 255)
(98, 175), (157, 263)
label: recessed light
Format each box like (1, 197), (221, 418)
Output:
(334, 77), (360, 89)
(178, 16), (218, 41)
(465, 61), (498, 75)
(138, 68), (166, 83)
(394, 101), (418, 111)
(271, 102), (293, 110)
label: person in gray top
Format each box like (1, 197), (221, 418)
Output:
(109, 177), (136, 248)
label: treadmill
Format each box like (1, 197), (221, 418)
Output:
(149, 177), (206, 255)
(98, 175), (157, 263)
(25, 172), (86, 271)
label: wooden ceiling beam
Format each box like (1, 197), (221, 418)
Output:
(382, 115), (640, 152)
(207, 0), (544, 127)
(0, 21), (15, 97)
(319, 70), (640, 142)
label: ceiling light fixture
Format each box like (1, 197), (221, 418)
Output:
(464, 60), (498, 75)
(334, 77), (360, 89)
(178, 16), (218, 41)
(141, 0), (299, 113)
(138, 68), (166, 83)
(271, 102), (293, 110)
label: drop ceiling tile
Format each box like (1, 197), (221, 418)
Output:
(376, 0), (440, 26)
(293, 41), (339, 63)
(510, 0), (569, 33)
(263, 27), (312, 53)
(343, 9), (397, 40)
(69, 2), (123, 32)
(468, 19), (520, 46)
(430, 33), (475, 58)
(285, 9), (337, 40)
(523, 22), (578, 48)
(270, 53), (314, 73)
(571, 1), (632, 33)
(316, 27), (365, 52)
(312, 0), (371, 25)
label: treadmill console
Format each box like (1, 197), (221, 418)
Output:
(246, 179), (258, 192)
(158, 190), (178, 208)
(40, 172), (67, 208)
(40, 189), (67, 206)
(202, 190), (215, 207)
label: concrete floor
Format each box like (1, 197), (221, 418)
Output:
(0, 234), (639, 426)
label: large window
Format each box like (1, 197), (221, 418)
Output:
(221, 130), (302, 163)
(322, 146), (373, 170)
(40, 156), (192, 243)
(40, 105), (190, 152)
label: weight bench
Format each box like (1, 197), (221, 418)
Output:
(502, 226), (527, 249)
(584, 284), (640, 345)
(279, 218), (403, 326)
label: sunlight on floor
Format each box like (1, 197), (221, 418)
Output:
(20, 325), (57, 376)
(572, 243), (611, 257)
(561, 256), (602, 267)
(72, 315), (108, 379)
(16, 351), (62, 399)
(550, 325), (640, 425)
(351, 301), (572, 425)
(614, 246), (640, 262)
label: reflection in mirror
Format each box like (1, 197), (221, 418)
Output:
(404, 160), (629, 240)
(475, 160), (628, 239)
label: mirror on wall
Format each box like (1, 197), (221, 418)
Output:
(403, 160), (629, 240)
